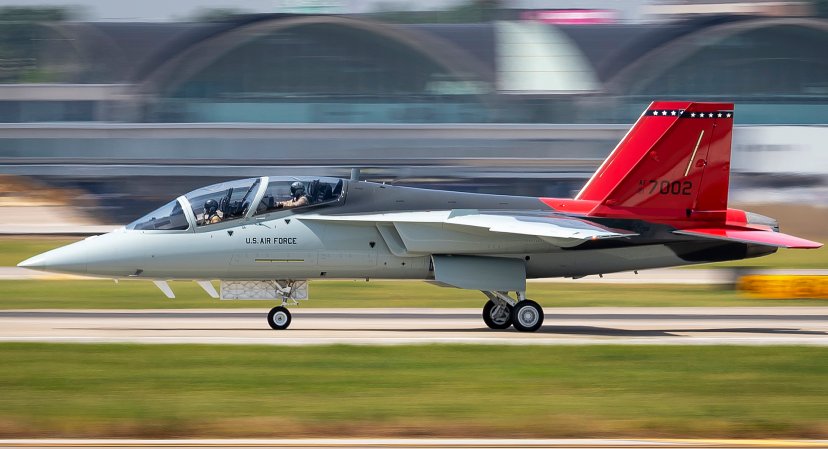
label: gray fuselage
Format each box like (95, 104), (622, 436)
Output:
(19, 179), (773, 281)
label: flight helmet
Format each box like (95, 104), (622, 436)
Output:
(290, 181), (306, 197)
(204, 199), (219, 215)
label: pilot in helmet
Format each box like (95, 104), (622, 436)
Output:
(277, 181), (310, 209)
(202, 199), (223, 225)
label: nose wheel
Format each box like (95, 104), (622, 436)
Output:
(267, 306), (292, 330)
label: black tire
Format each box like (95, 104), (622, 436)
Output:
(267, 306), (292, 330)
(482, 299), (513, 330)
(512, 300), (544, 332)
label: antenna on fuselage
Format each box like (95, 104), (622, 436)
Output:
(350, 168), (361, 181)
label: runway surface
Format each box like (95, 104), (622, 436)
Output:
(1, 307), (826, 346)
(0, 440), (826, 449)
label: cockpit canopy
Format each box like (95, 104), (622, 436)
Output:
(187, 178), (262, 226)
(254, 178), (342, 216)
(127, 199), (190, 231)
(127, 176), (345, 231)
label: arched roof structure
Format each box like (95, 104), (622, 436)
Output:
(131, 14), (495, 97)
(7, 14), (828, 124)
(556, 15), (754, 84)
(601, 16), (828, 96)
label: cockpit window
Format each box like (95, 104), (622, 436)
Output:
(127, 200), (189, 231)
(186, 178), (261, 227)
(255, 178), (343, 215)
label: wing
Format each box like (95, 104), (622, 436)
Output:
(674, 228), (822, 249)
(299, 210), (636, 255)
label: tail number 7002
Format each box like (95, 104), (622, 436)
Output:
(638, 180), (693, 195)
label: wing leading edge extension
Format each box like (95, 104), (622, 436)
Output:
(300, 210), (636, 254)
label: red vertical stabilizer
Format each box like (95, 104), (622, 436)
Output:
(578, 101), (734, 224)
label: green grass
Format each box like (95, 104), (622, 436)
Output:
(0, 237), (80, 267)
(1, 279), (825, 309)
(0, 343), (825, 438)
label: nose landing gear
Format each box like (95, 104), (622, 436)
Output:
(481, 290), (544, 332)
(267, 306), (292, 330)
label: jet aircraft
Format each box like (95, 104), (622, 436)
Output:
(19, 101), (822, 332)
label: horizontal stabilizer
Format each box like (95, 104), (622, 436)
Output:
(674, 228), (823, 249)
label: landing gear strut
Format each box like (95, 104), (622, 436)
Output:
(482, 299), (513, 329)
(261, 280), (307, 330)
(267, 306), (292, 330)
(481, 291), (544, 332)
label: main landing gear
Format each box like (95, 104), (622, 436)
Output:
(481, 291), (544, 332)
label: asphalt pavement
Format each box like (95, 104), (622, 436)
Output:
(1, 307), (826, 346)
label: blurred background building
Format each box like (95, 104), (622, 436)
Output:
(0, 0), (826, 224)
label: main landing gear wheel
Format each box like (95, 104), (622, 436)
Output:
(482, 299), (513, 330)
(267, 306), (292, 330)
(512, 300), (544, 333)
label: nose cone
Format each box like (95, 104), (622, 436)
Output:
(19, 230), (148, 278)
(17, 254), (45, 269)
(18, 242), (89, 274)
